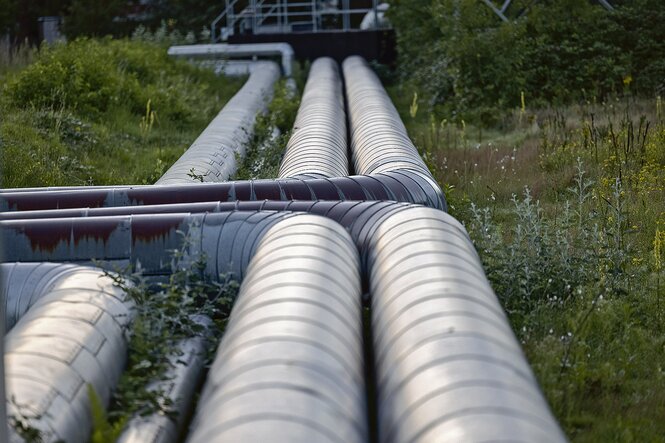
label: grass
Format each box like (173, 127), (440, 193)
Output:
(234, 78), (300, 180)
(391, 83), (665, 441)
(0, 38), (245, 187)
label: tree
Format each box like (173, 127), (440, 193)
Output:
(62, 0), (127, 38)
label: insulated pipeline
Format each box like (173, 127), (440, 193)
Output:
(0, 262), (94, 330)
(343, 56), (432, 177)
(366, 207), (566, 442)
(0, 202), (420, 278)
(187, 215), (367, 443)
(3, 265), (132, 442)
(117, 315), (211, 443)
(0, 52), (569, 442)
(156, 61), (280, 185)
(278, 57), (348, 179)
(0, 169), (445, 212)
(0, 212), (301, 281)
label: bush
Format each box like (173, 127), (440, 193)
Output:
(5, 38), (225, 123)
(1, 38), (245, 187)
(389, 0), (665, 121)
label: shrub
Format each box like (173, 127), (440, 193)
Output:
(1, 38), (245, 187)
(389, 0), (665, 121)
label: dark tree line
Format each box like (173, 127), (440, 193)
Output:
(0, 0), (223, 44)
(387, 0), (665, 122)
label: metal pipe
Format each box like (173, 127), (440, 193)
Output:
(0, 262), (92, 330)
(1, 205), (567, 441)
(0, 54), (568, 442)
(0, 230), (6, 443)
(0, 169), (445, 212)
(0, 212), (301, 282)
(117, 315), (211, 443)
(0, 200), (410, 221)
(0, 201), (416, 275)
(279, 57), (348, 179)
(186, 214), (367, 442)
(156, 61), (280, 185)
(3, 265), (132, 442)
(168, 43), (294, 77)
(366, 207), (566, 442)
(343, 56), (432, 178)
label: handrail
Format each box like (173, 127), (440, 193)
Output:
(211, 0), (241, 42)
(210, 0), (383, 41)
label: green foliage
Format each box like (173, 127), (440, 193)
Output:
(0, 0), (220, 41)
(7, 396), (46, 443)
(5, 38), (227, 121)
(235, 80), (301, 180)
(0, 38), (244, 187)
(88, 385), (127, 443)
(131, 20), (202, 47)
(62, 0), (126, 38)
(103, 232), (238, 427)
(137, 0), (222, 37)
(396, 89), (665, 439)
(389, 0), (665, 122)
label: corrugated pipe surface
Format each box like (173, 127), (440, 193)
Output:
(156, 61), (280, 185)
(1, 262), (92, 330)
(366, 207), (566, 442)
(1, 201), (422, 277)
(2, 264), (132, 442)
(1, 212), (300, 281)
(0, 169), (445, 212)
(343, 56), (431, 177)
(278, 57), (348, 179)
(187, 214), (367, 443)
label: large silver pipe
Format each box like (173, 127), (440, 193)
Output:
(0, 212), (300, 282)
(366, 207), (566, 442)
(156, 61), (280, 185)
(3, 265), (132, 442)
(279, 57), (348, 179)
(187, 214), (367, 442)
(0, 170), (446, 212)
(0, 202), (427, 278)
(0, 262), (92, 330)
(343, 56), (432, 177)
(0, 226), (6, 443)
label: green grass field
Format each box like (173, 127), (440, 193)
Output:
(390, 82), (665, 441)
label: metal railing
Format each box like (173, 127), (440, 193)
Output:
(211, 0), (385, 42)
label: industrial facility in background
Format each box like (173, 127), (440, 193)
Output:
(210, 0), (395, 65)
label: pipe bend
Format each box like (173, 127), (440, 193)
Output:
(3, 264), (132, 443)
(1, 262), (86, 330)
(168, 43), (294, 76)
